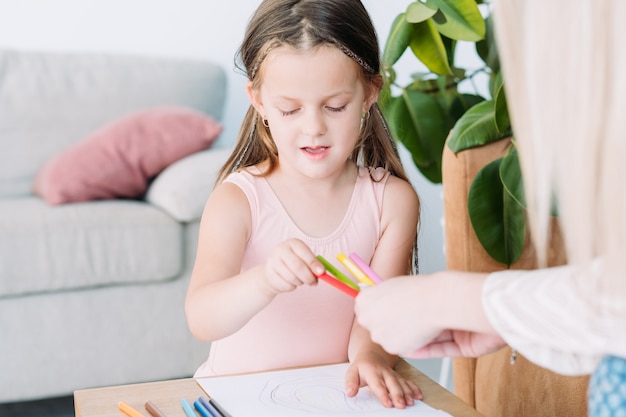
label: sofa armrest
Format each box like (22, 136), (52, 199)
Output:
(145, 147), (232, 222)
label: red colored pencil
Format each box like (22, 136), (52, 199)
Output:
(317, 272), (359, 298)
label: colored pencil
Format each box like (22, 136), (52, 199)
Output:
(316, 255), (360, 291)
(337, 252), (375, 286)
(145, 401), (167, 417)
(348, 252), (383, 284)
(198, 396), (223, 417)
(118, 401), (147, 417)
(317, 272), (359, 298)
(194, 399), (214, 417)
(181, 399), (196, 417)
(209, 398), (232, 417)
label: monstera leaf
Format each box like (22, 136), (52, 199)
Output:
(380, 0), (486, 184)
(381, 1), (532, 266)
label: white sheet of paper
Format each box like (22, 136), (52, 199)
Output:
(196, 362), (452, 417)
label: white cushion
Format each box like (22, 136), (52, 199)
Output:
(145, 148), (233, 222)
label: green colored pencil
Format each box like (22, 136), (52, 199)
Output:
(316, 255), (360, 291)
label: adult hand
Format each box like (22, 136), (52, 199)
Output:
(403, 330), (507, 359)
(354, 276), (443, 356)
(355, 272), (502, 358)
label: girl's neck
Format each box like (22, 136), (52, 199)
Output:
(265, 160), (358, 194)
(262, 161), (359, 237)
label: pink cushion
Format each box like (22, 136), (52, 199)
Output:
(33, 106), (222, 205)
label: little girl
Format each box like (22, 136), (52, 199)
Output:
(185, 0), (421, 409)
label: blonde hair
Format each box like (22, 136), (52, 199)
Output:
(494, 0), (626, 290)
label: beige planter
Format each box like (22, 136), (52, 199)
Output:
(442, 137), (590, 417)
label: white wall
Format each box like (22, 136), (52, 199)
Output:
(0, 0), (469, 275)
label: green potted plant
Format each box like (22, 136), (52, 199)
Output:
(379, 0), (525, 266)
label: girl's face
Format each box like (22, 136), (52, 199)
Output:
(248, 45), (377, 179)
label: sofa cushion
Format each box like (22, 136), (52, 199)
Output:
(0, 49), (227, 199)
(0, 197), (184, 298)
(145, 147), (233, 222)
(33, 106), (222, 205)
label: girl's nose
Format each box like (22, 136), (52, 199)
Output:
(301, 110), (326, 137)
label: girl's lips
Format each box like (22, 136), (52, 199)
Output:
(303, 146), (329, 154)
(301, 146), (330, 159)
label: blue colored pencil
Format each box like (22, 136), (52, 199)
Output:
(181, 399), (196, 417)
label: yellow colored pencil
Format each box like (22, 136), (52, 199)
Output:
(337, 253), (375, 286)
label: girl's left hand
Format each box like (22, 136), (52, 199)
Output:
(344, 351), (422, 408)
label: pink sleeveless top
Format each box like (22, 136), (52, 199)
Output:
(194, 166), (390, 377)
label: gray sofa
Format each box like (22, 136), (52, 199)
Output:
(0, 49), (231, 402)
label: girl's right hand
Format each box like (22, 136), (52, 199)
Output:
(262, 239), (325, 294)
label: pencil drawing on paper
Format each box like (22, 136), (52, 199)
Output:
(259, 373), (382, 413)
(197, 363), (452, 416)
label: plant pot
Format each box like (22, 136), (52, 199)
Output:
(442, 136), (590, 417)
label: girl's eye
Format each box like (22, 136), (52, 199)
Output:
(279, 105), (346, 116)
(327, 105), (347, 113)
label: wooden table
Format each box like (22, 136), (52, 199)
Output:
(74, 359), (485, 417)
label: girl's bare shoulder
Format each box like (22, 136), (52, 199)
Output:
(382, 174), (420, 216)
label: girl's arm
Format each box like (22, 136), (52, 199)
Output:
(185, 180), (323, 342)
(185, 182), (275, 341)
(345, 175), (422, 408)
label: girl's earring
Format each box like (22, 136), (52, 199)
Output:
(263, 118), (269, 128)
(359, 110), (370, 131)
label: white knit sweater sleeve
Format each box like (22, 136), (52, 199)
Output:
(482, 259), (626, 375)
